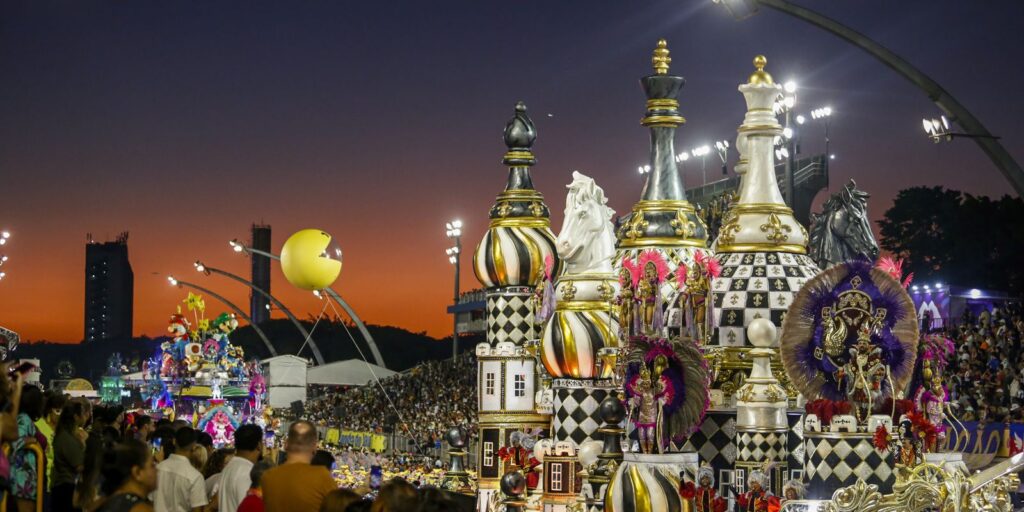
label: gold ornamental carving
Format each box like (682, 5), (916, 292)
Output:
(759, 212), (792, 244)
(496, 202), (513, 217)
(621, 213), (649, 241)
(529, 201), (545, 217)
(561, 281), (578, 301)
(718, 211), (740, 246)
(670, 209), (696, 237)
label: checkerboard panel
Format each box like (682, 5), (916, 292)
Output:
(711, 251), (819, 347)
(683, 411), (736, 474)
(804, 433), (894, 499)
(486, 289), (535, 345)
(736, 430), (787, 464)
(787, 412), (805, 474)
(553, 382), (609, 445)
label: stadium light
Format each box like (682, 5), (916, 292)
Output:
(445, 219), (463, 359)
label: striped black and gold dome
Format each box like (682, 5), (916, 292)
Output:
(473, 102), (561, 289)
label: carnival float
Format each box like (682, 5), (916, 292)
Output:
(141, 292), (268, 445)
(466, 41), (1021, 512)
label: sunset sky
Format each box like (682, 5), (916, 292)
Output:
(1, 0), (1021, 343)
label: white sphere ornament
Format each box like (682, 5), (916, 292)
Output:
(577, 440), (602, 467)
(747, 318), (777, 348)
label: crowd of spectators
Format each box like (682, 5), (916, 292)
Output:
(697, 191), (737, 241)
(941, 303), (1024, 424)
(306, 353), (478, 448)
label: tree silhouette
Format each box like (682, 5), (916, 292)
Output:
(879, 187), (1024, 293)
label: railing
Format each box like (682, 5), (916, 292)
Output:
(686, 155), (829, 207)
(318, 430), (479, 470)
(0, 442), (44, 512)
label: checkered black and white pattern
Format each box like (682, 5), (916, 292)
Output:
(735, 429), (787, 495)
(682, 411), (737, 472)
(736, 430), (787, 464)
(711, 252), (820, 347)
(552, 380), (611, 445)
(486, 287), (535, 345)
(804, 433), (894, 499)
(787, 412), (805, 477)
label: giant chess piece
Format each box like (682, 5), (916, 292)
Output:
(501, 471), (529, 512)
(474, 101), (561, 346)
(808, 178), (880, 269)
(615, 39), (710, 339)
(441, 426), (472, 494)
(734, 318), (788, 495)
(708, 56), (819, 401)
(473, 104), (558, 512)
(541, 172), (620, 446)
(586, 393), (626, 512)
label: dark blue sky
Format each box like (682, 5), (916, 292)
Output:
(1, 0), (1021, 341)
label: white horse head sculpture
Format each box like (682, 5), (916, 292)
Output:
(556, 171), (617, 275)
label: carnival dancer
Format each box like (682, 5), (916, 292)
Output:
(501, 432), (541, 491)
(628, 365), (668, 454)
(636, 250), (668, 335)
(617, 258), (639, 337)
(686, 464), (725, 512)
(839, 323), (887, 421)
(780, 479), (806, 505)
(736, 468), (780, 512)
(678, 250), (720, 343)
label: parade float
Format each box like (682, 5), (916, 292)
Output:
(142, 292), (267, 444)
(468, 41), (1022, 512)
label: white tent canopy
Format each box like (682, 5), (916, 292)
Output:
(306, 359), (395, 386)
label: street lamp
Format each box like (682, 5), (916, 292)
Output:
(922, 114), (1001, 144)
(811, 106), (833, 157)
(637, 164), (651, 174)
(778, 81), (798, 206)
(445, 219), (463, 360)
(691, 145), (711, 185)
(0, 231), (9, 246)
(714, 140), (730, 175)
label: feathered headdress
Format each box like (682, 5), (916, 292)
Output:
(623, 336), (710, 446)
(694, 250), (722, 278)
(675, 263), (689, 289)
(782, 479), (806, 499)
(876, 256), (913, 289)
(620, 257), (641, 288)
(638, 249), (670, 283)
(781, 259), (920, 402)
(696, 463), (715, 487)
(920, 334), (955, 373)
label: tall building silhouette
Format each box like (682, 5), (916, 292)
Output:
(84, 232), (133, 342)
(250, 224), (272, 325)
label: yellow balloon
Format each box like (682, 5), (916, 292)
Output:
(280, 229), (342, 291)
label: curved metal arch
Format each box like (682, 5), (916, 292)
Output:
(727, 0), (1024, 196)
(200, 265), (323, 366)
(236, 245), (387, 368)
(171, 278), (277, 357)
